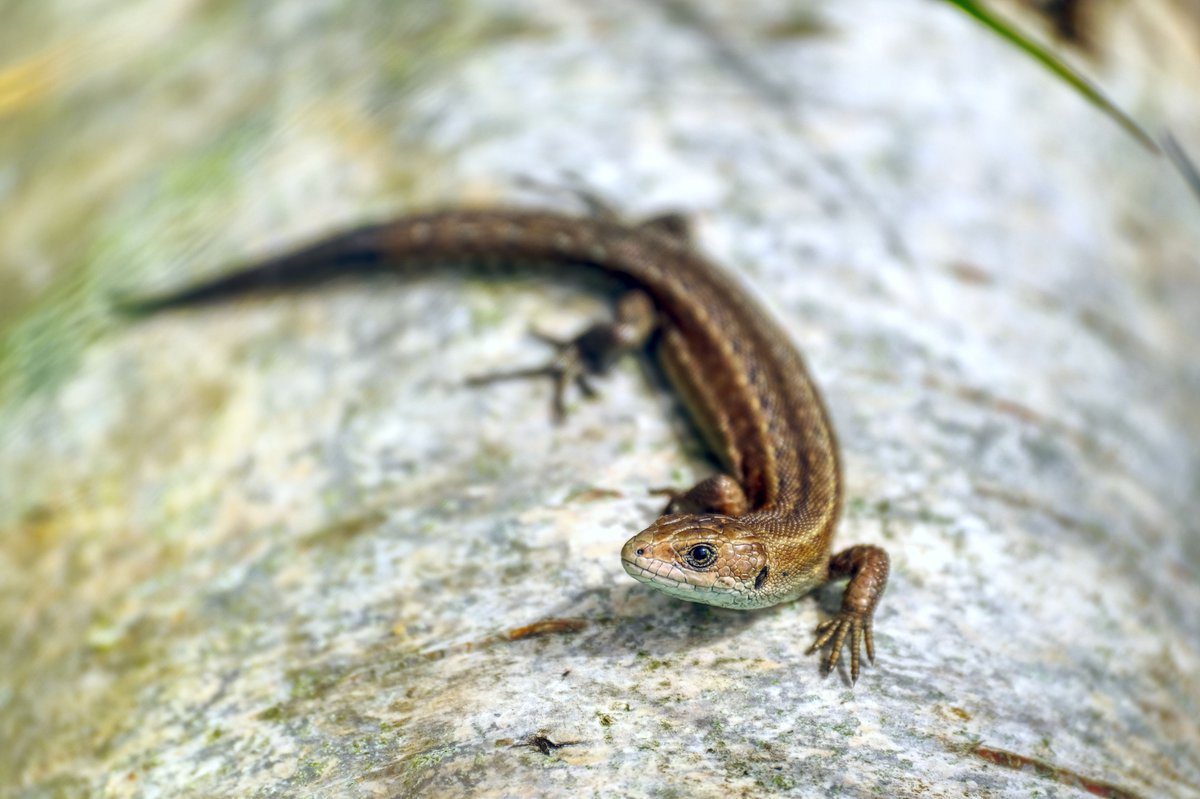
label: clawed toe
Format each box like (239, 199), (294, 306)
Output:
(808, 612), (875, 685)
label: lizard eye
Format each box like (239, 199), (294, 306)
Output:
(684, 544), (717, 569)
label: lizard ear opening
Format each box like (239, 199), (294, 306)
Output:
(754, 564), (770, 591)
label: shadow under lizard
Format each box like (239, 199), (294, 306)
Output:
(123, 206), (890, 683)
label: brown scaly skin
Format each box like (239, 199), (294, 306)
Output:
(121, 207), (891, 684)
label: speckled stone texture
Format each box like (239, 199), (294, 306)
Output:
(1, 1), (1198, 797)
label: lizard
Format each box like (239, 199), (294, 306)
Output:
(122, 206), (891, 683)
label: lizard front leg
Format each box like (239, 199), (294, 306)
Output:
(651, 474), (751, 516)
(809, 545), (890, 684)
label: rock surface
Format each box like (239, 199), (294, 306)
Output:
(1, 1), (1199, 797)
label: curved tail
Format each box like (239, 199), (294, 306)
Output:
(112, 224), (392, 317)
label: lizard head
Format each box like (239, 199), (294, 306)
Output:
(621, 514), (770, 609)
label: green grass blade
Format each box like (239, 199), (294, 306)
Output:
(944, 0), (1159, 154)
(1163, 133), (1200, 203)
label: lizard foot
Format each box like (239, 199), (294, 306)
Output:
(465, 333), (591, 423)
(809, 544), (889, 685)
(465, 290), (656, 422)
(808, 610), (876, 685)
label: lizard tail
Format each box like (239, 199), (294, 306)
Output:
(111, 224), (392, 317)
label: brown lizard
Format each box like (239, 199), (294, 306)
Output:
(123, 207), (890, 683)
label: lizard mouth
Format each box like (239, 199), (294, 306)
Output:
(621, 558), (693, 590)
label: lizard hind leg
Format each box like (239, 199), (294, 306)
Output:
(510, 172), (697, 249)
(635, 213), (695, 247)
(466, 289), (658, 422)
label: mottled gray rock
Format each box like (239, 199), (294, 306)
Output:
(1, 1), (1198, 797)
